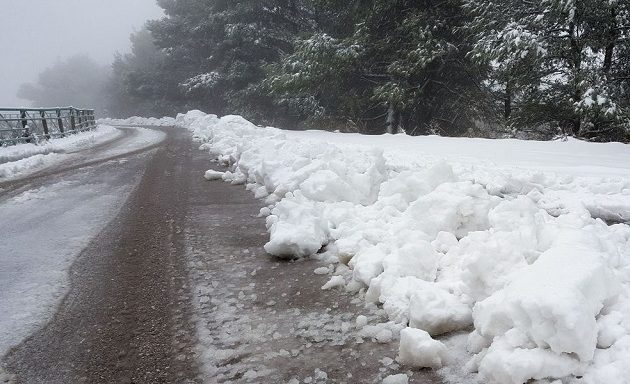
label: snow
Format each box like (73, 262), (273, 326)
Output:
(203, 169), (225, 180)
(0, 125), (118, 179)
(382, 373), (409, 384)
(0, 177), (139, 358)
(0, 126), (165, 360)
(321, 275), (345, 290)
(397, 328), (448, 368)
(98, 116), (176, 126)
(0, 125), (164, 181)
(177, 110), (630, 384)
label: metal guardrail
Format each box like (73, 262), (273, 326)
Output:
(0, 107), (96, 146)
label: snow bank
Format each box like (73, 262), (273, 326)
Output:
(98, 116), (176, 126)
(0, 125), (118, 179)
(177, 111), (630, 384)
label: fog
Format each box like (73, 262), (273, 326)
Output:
(0, 0), (164, 106)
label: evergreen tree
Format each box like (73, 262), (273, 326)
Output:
(466, 0), (630, 141)
(106, 28), (178, 117)
(268, 0), (484, 135)
(148, 0), (316, 124)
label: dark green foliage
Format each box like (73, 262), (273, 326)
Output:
(268, 0), (486, 135)
(144, 0), (316, 125)
(102, 0), (629, 141)
(466, 0), (630, 141)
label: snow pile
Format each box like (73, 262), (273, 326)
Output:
(98, 116), (176, 126)
(0, 125), (118, 179)
(177, 111), (630, 384)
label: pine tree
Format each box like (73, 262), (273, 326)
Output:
(268, 0), (484, 135)
(106, 28), (177, 117)
(148, 0), (316, 124)
(466, 0), (630, 141)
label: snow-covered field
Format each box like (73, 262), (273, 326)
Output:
(98, 116), (176, 126)
(177, 110), (630, 384)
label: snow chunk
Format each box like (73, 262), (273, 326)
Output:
(314, 266), (330, 275)
(409, 285), (472, 336)
(397, 328), (448, 368)
(382, 373), (409, 384)
(204, 169), (224, 180)
(477, 338), (582, 384)
(264, 195), (328, 258)
(321, 275), (345, 290)
(472, 241), (621, 383)
(355, 315), (368, 329)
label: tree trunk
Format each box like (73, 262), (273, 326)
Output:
(603, 8), (617, 74)
(504, 79), (512, 120)
(386, 103), (395, 134)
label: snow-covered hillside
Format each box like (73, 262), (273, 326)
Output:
(177, 110), (630, 384)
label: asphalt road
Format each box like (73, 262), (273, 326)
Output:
(1, 126), (442, 383)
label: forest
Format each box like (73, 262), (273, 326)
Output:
(19, 0), (630, 142)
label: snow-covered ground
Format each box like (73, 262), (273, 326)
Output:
(98, 116), (176, 126)
(0, 125), (164, 181)
(0, 125), (119, 179)
(177, 110), (630, 384)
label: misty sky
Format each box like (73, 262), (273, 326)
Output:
(0, 0), (164, 106)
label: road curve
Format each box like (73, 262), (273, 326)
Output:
(2, 126), (198, 383)
(1, 126), (443, 384)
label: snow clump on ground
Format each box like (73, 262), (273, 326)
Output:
(177, 110), (630, 384)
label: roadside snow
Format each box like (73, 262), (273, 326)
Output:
(0, 125), (118, 179)
(0, 125), (165, 181)
(98, 116), (176, 126)
(177, 110), (630, 384)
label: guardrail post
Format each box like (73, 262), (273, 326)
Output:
(77, 110), (83, 130)
(20, 109), (30, 143)
(41, 110), (50, 139)
(20, 109), (27, 129)
(57, 109), (64, 135)
(70, 109), (76, 131)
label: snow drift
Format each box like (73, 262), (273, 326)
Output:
(177, 110), (630, 384)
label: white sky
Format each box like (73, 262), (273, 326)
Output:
(0, 0), (165, 106)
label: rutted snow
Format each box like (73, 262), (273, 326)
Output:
(0, 125), (119, 164)
(0, 125), (165, 181)
(98, 116), (176, 126)
(177, 110), (630, 384)
(0, 125), (119, 179)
